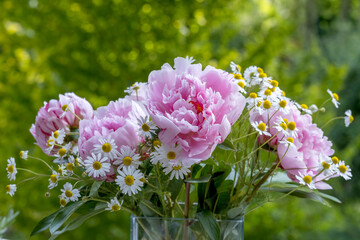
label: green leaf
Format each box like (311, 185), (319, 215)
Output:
(196, 210), (220, 240)
(217, 139), (235, 151)
(50, 201), (84, 234)
(166, 178), (184, 201)
(315, 191), (342, 204)
(30, 210), (60, 236)
(184, 174), (211, 183)
(89, 181), (104, 197)
(227, 206), (246, 219)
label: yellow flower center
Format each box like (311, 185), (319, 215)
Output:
(102, 143), (112, 153)
(142, 123), (151, 132)
(112, 204), (121, 211)
(167, 151), (176, 160)
(259, 73), (267, 78)
(58, 148), (67, 157)
(257, 123), (267, 131)
(249, 92), (257, 99)
(280, 122), (287, 130)
(238, 81), (245, 88)
(271, 87), (276, 92)
(47, 139), (54, 147)
(125, 175), (135, 186)
(93, 161), (102, 170)
(140, 177), (146, 183)
(301, 104), (308, 109)
(153, 140), (161, 147)
(19, 151), (24, 158)
(58, 168), (63, 175)
(53, 131), (59, 138)
(66, 163), (74, 171)
(62, 104), (68, 111)
(75, 158), (80, 166)
(65, 190), (73, 198)
(271, 80), (279, 87)
(5, 185), (10, 192)
(283, 118), (289, 125)
(172, 165), (182, 170)
(303, 175), (312, 184)
(263, 100), (271, 109)
(332, 93), (339, 101)
(331, 156), (339, 164)
(322, 161), (330, 169)
(60, 199), (67, 206)
(279, 100), (287, 108)
(338, 165), (347, 173)
(350, 115), (354, 123)
(264, 89), (272, 96)
(7, 165), (14, 173)
(287, 137), (294, 143)
(123, 156), (133, 166)
(234, 74), (242, 79)
(281, 91), (286, 96)
(50, 174), (57, 183)
(257, 101), (262, 107)
(133, 86), (140, 91)
(287, 122), (296, 131)
(257, 67), (263, 74)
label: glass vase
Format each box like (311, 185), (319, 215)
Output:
(130, 215), (244, 240)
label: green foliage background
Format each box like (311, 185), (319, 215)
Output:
(1, 0), (359, 239)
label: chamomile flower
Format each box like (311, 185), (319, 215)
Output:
(137, 116), (157, 138)
(318, 155), (334, 176)
(48, 170), (59, 189)
(327, 89), (340, 108)
(251, 121), (271, 136)
(295, 172), (316, 190)
(84, 153), (111, 178)
(19, 150), (28, 160)
(277, 99), (290, 114)
(5, 184), (17, 196)
(113, 145), (141, 169)
(124, 82), (145, 95)
(54, 143), (72, 163)
(344, 109), (354, 127)
(51, 129), (66, 145)
(61, 182), (81, 202)
(58, 164), (68, 176)
(274, 118), (289, 136)
(93, 136), (119, 160)
(66, 156), (76, 174)
(244, 66), (259, 86)
(246, 92), (262, 109)
(6, 157), (17, 181)
(60, 103), (70, 118)
(294, 102), (312, 114)
(163, 161), (191, 180)
(336, 160), (352, 180)
(309, 104), (319, 114)
(46, 136), (56, 153)
(185, 56), (196, 64)
(150, 144), (183, 165)
(59, 196), (68, 208)
(230, 61), (241, 74)
(106, 197), (123, 212)
(279, 137), (296, 148)
(286, 121), (298, 138)
(115, 166), (144, 196)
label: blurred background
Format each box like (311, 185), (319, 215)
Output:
(1, 0), (359, 239)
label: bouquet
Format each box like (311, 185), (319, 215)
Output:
(5, 57), (353, 239)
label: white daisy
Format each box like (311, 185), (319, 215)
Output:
(124, 82), (146, 95)
(48, 170), (59, 189)
(277, 99), (290, 114)
(93, 136), (119, 160)
(344, 109), (354, 127)
(185, 56), (196, 64)
(46, 136), (56, 154)
(327, 89), (340, 108)
(163, 161), (191, 180)
(5, 184), (17, 196)
(6, 157), (17, 181)
(335, 160), (352, 180)
(61, 182), (81, 202)
(295, 172), (316, 189)
(115, 166), (144, 196)
(66, 156), (76, 174)
(285, 121), (298, 138)
(137, 116), (157, 138)
(230, 61), (241, 74)
(279, 137), (296, 148)
(150, 144), (183, 165)
(58, 164), (68, 176)
(113, 145), (141, 169)
(54, 143), (72, 163)
(60, 102), (71, 118)
(51, 129), (66, 145)
(274, 117), (289, 136)
(309, 104), (319, 114)
(59, 196), (68, 208)
(244, 66), (259, 86)
(19, 150), (28, 160)
(106, 197), (123, 212)
(84, 153), (111, 178)
(251, 121), (271, 136)
(318, 155), (335, 176)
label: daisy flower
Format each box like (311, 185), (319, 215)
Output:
(5, 184), (17, 196)
(54, 143), (72, 163)
(58, 164), (68, 176)
(115, 166), (144, 196)
(244, 66), (259, 86)
(124, 82), (145, 95)
(294, 102), (312, 114)
(59, 196), (68, 208)
(344, 109), (354, 127)
(84, 153), (111, 178)
(150, 144), (183, 165)
(46, 136), (56, 153)
(51, 129), (66, 145)
(106, 197), (123, 212)
(113, 145), (141, 169)
(6, 157), (17, 181)
(163, 161), (191, 180)
(274, 117), (289, 136)
(251, 121), (271, 136)
(66, 155), (76, 174)
(295, 172), (316, 190)
(19, 150), (28, 160)
(327, 89), (340, 108)
(137, 116), (157, 138)
(286, 121), (298, 138)
(277, 99), (290, 114)
(61, 182), (81, 202)
(230, 61), (241, 74)
(185, 56), (196, 64)
(336, 160), (352, 180)
(279, 137), (296, 148)
(48, 170), (59, 189)
(93, 136), (119, 160)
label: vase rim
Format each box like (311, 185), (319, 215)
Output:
(131, 215), (244, 222)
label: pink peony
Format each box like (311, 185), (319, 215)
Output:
(31, 93), (94, 155)
(147, 57), (246, 164)
(78, 98), (148, 181)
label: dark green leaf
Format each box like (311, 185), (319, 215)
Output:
(49, 201), (84, 234)
(166, 178), (184, 201)
(30, 210), (60, 236)
(89, 181), (104, 197)
(217, 139), (235, 151)
(184, 174), (211, 183)
(196, 210), (220, 240)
